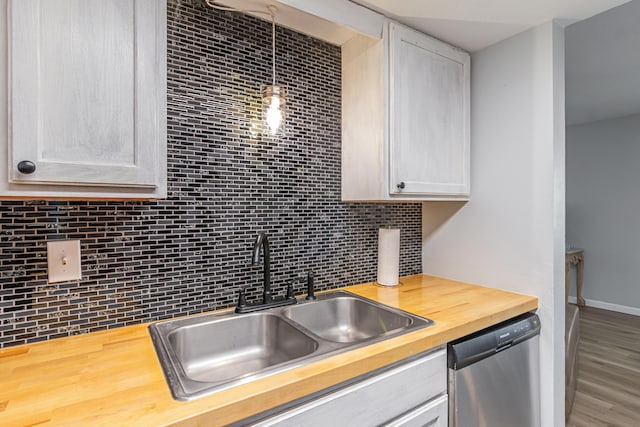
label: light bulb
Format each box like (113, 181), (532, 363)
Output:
(266, 95), (282, 135)
(262, 85), (286, 136)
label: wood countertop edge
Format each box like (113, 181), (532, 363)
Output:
(0, 274), (539, 426)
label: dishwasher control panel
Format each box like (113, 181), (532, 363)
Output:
(448, 312), (541, 369)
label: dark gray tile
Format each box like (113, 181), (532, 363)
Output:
(0, 0), (422, 348)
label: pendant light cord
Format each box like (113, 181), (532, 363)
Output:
(269, 6), (276, 86)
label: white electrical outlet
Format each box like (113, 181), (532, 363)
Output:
(47, 240), (82, 283)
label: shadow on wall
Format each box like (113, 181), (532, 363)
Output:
(422, 202), (466, 241)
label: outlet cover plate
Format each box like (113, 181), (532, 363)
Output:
(47, 240), (82, 283)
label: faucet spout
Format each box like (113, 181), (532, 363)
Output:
(236, 232), (296, 313)
(252, 232), (272, 303)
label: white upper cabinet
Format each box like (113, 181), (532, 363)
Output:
(389, 24), (469, 197)
(342, 21), (470, 201)
(1, 0), (167, 199)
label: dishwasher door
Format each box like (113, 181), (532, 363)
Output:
(448, 314), (540, 427)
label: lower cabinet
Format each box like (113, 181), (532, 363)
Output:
(245, 347), (447, 427)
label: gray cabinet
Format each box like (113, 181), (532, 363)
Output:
(342, 22), (470, 201)
(0, 0), (166, 199)
(248, 347), (447, 426)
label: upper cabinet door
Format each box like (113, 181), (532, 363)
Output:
(8, 0), (165, 190)
(388, 23), (470, 197)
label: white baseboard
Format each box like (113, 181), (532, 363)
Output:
(568, 296), (640, 316)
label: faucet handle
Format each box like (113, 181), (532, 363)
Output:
(286, 283), (295, 300)
(236, 289), (247, 310)
(305, 272), (316, 300)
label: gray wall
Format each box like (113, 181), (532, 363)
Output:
(422, 22), (566, 426)
(566, 113), (640, 312)
(565, 0), (640, 126)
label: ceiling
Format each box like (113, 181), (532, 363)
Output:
(350, 0), (640, 126)
(565, 0), (640, 126)
(218, 0), (639, 126)
(351, 0), (631, 52)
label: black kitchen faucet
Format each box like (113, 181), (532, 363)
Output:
(235, 232), (297, 313)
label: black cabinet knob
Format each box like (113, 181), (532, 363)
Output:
(396, 181), (405, 190)
(17, 160), (36, 174)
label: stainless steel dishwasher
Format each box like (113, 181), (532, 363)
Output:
(448, 312), (541, 427)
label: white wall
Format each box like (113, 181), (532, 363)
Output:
(422, 22), (565, 426)
(566, 113), (640, 314)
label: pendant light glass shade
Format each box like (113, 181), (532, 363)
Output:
(262, 85), (286, 136)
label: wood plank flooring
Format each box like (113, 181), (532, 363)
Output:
(567, 306), (640, 426)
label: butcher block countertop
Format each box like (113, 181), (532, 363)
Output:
(0, 274), (538, 426)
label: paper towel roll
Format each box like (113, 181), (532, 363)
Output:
(377, 228), (400, 286)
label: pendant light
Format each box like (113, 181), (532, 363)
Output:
(262, 6), (286, 137)
(205, 1), (286, 137)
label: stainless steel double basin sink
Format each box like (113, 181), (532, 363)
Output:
(149, 290), (433, 400)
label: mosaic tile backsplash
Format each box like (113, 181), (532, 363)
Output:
(0, 0), (422, 348)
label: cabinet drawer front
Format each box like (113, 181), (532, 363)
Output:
(252, 348), (446, 427)
(8, 0), (166, 188)
(386, 395), (448, 427)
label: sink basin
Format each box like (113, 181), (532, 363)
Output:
(149, 290), (433, 401)
(281, 295), (413, 343)
(167, 313), (317, 383)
